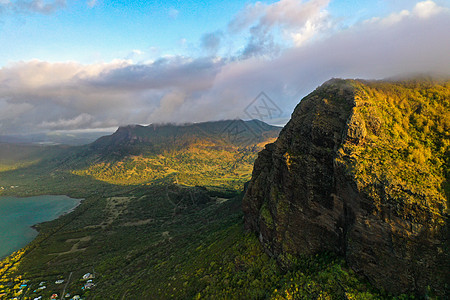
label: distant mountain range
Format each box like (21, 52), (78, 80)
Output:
(87, 119), (281, 158)
(0, 119), (280, 148)
(0, 119), (281, 192)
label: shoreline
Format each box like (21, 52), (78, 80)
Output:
(0, 195), (83, 260)
(30, 198), (83, 232)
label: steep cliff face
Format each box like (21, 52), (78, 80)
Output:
(243, 78), (449, 296)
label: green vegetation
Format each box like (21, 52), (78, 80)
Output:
(0, 187), (395, 299)
(0, 143), (67, 173)
(1, 100), (446, 299)
(0, 120), (279, 196)
(339, 78), (449, 222)
(72, 144), (257, 190)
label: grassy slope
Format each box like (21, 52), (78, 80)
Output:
(72, 143), (259, 190)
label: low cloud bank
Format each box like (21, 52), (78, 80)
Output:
(0, 1), (449, 134)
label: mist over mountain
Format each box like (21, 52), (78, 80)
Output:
(0, 131), (114, 146)
(1, 1), (449, 136)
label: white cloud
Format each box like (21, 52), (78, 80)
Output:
(365, 0), (448, 26)
(0, 57), (223, 133)
(230, 0), (331, 56)
(259, 0), (330, 29)
(124, 49), (145, 62)
(379, 9), (410, 26)
(289, 9), (329, 46)
(0, 1), (449, 135)
(132, 49), (143, 55)
(148, 91), (186, 123)
(38, 113), (94, 130)
(228, 2), (267, 33)
(413, 0), (446, 18)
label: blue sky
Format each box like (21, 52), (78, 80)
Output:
(0, 0), (449, 135)
(1, 0), (249, 64)
(0, 0), (429, 65)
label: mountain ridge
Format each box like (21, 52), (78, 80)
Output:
(90, 119), (281, 152)
(0, 119), (282, 194)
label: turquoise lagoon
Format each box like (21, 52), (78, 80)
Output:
(0, 195), (81, 259)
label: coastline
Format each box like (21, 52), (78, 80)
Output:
(30, 198), (83, 232)
(62, 198), (83, 215)
(0, 195), (82, 260)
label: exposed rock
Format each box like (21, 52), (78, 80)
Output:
(243, 78), (449, 296)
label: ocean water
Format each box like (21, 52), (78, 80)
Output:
(0, 195), (81, 259)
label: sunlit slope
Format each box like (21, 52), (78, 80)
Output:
(0, 120), (280, 195)
(69, 120), (281, 189)
(343, 79), (449, 219)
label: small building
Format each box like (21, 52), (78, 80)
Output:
(55, 279), (65, 284)
(82, 282), (95, 290)
(50, 294), (58, 299)
(82, 273), (94, 280)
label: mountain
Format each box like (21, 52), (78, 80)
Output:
(62, 120), (281, 190)
(0, 120), (281, 195)
(243, 78), (449, 297)
(89, 119), (280, 155)
(1, 118), (383, 299)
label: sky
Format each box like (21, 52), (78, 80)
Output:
(0, 0), (449, 135)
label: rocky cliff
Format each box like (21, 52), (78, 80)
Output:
(243, 78), (449, 296)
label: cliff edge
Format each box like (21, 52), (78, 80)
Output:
(243, 78), (449, 296)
